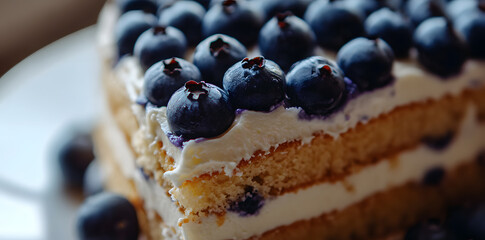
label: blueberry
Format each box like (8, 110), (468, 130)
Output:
(193, 34), (247, 87)
(454, 9), (485, 59)
(338, 0), (385, 20)
(115, 11), (157, 57)
(258, 13), (316, 70)
(144, 57), (202, 107)
(405, 0), (446, 27)
(260, 0), (312, 21)
(405, 219), (457, 240)
(365, 8), (413, 58)
(422, 167), (445, 185)
(228, 186), (264, 216)
(167, 81), (235, 139)
(446, 0), (480, 21)
(413, 17), (468, 77)
(286, 56), (346, 116)
(134, 25), (187, 70)
(304, 0), (365, 50)
(223, 57), (286, 111)
(337, 37), (394, 91)
(158, 1), (206, 46)
(77, 193), (139, 240)
(202, 0), (263, 46)
(58, 132), (95, 188)
(83, 161), (104, 197)
(116, 0), (158, 14)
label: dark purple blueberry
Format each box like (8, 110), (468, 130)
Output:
(58, 132), (95, 188)
(413, 17), (468, 77)
(337, 37), (394, 91)
(115, 11), (157, 57)
(422, 131), (455, 150)
(158, 1), (206, 46)
(304, 0), (365, 50)
(222, 57), (286, 111)
(454, 9), (485, 59)
(405, 0), (446, 27)
(365, 8), (413, 58)
(116, 0), (158, 14)
(447, 0), (480, 21)
(258, 13), (316, 70)
(202, 0), (263, 46)
(193, 34), (247, 87)
(405, 219), (457, 240)
(422, 167), (445, 185)
(229, 186), (264, 216)
(134, 25), (187, 70)
(167, 81), (235, 139)
(338, 0), (385, 20)
(83, 161), (105, 197)
(286, 56), (346, 116)
(144, 58), (202, 107)
(77, 193), (139, 240)
(260, 0), (312, 21)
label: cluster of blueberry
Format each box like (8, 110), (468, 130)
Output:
(56, 131), (140, 239)
(114, 0), (485, 140)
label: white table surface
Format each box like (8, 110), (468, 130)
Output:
(0, 26), (101, 240)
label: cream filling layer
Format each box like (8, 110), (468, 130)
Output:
(135, 106), (485, 240)
(97, 3), (485, 187)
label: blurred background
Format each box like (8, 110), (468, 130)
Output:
(0, 0), (104, 76)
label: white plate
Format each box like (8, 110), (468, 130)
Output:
(0, 26), (101, 240)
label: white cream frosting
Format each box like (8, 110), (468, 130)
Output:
(97, 3), (485, 187)
(135, 105), (485, 240)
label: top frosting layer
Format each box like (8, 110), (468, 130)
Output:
(98, 3), (485, 187)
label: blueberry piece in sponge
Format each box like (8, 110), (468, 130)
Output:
(202, 0), (263, 46)
(144, 57), (202, 107)
(167, 81), (235, 139)
(365, 8), (413, 58)
(454, 9), (485, 59)
(258, 12), (316, 70)
(77, 193), (139, 240)
(116, 0), (158, 14)
(223, 57), (286, 111)
(337, 37), (394, 91)
(115, 11), (157, 57)
(158, 1), (206, 46)
(58, 132), (95, 188)
(413, 17), (468, 77)
(193, 34), (247, 87)
(286, 56), (346, 116)
(134, 25), (187, 70)
(304, 0), (365, 50)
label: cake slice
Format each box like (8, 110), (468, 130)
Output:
(94, 1), (485, 239)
